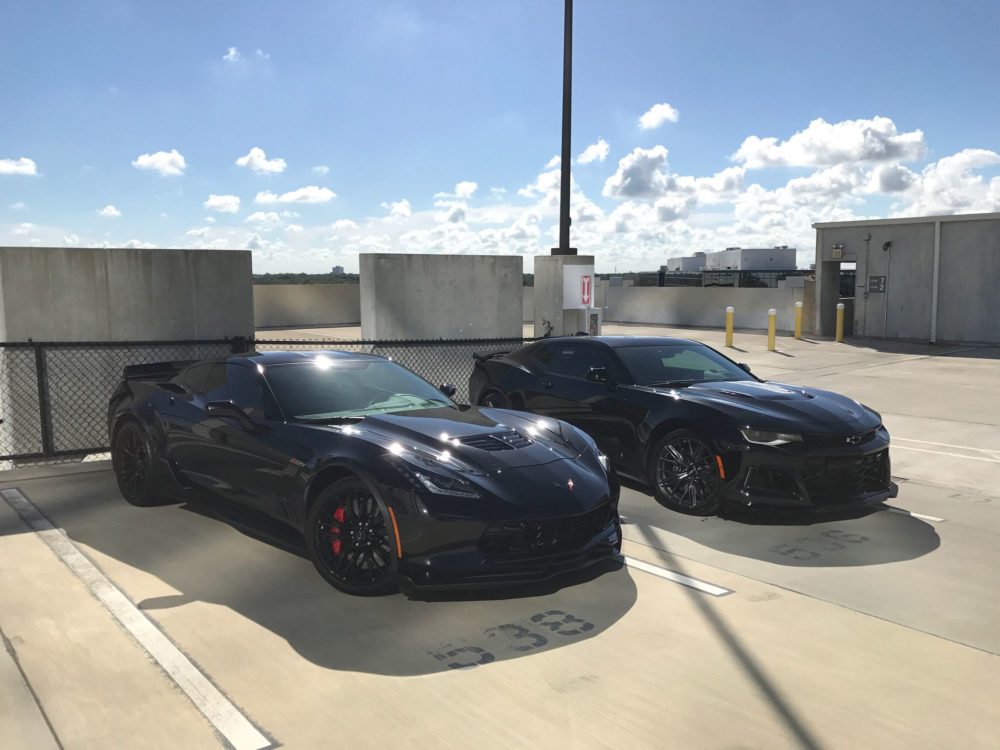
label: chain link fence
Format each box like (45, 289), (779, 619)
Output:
(0, 336), (535, 466)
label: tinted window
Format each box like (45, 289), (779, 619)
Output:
(223, 364), (278, 418)
(176, 363), (224, 395)
(535, 345), (610, 378)
(263, 357), (454, 420)
(616, 344), (753, 386)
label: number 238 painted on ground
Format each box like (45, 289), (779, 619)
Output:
(428, 610), (595, 670)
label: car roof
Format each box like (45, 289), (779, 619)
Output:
(226, 350), (385, 366)
(536, 335), (701, 348)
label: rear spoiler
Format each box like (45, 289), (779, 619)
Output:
(122, 360), (198, 382)
(472, 351), (510, 362)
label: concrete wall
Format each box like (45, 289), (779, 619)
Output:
(605, 286), (805, 331)
(532, 255), (595, 337)
(254, 283), (361, 328)
(814, 213), (1000, 343)
(523, 286), (534, 322)
(360, 253), (522, 339)
(0, 247), (253, 341)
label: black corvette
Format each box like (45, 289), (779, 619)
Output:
(470, 336), (897, 516)
(108, 351), (620, 594)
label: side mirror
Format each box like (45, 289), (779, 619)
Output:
(439, 383), (457, 398)
(586, 367), (612, 385)
(738, 363), (753, 374)
(206, 400), (256, 431)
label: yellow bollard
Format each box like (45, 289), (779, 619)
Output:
(767, 308), (777, 351)
(725, 306), (734, 347)
(794, 301), (803, 339)
(835, 302), (845, 342)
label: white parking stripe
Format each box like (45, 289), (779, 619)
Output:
(884, 506), (946, 523)
(892, 445), (1000, 463)
(1, 489), (273, 750)
(618, 554), (732, 597)
(895, 436), (1000, 456)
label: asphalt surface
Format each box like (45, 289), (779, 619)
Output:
(2, 327), (998, 749)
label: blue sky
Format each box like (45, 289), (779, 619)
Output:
(2, 0), (999, 272)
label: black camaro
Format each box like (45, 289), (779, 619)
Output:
(470, 336), (897, 516)
(108, 351), (620, 594)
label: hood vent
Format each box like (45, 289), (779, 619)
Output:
(460, 430), (532, 451)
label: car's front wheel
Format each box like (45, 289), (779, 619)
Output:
(112, 421), (162, 507)
(649, 429), (723, 516)
(306, 477), (398, 596)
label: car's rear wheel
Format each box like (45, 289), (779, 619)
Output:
(478, 388), (510, 409)
(112, 421), (161, 507)
(306, 477), (397, 596)
(649, 429), (723, 516)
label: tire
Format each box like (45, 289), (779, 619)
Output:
(305, 477), (398, 596)
(478, 388), (510, 409)
(112, 420), (162, 507)
(648, 429), (723, 516)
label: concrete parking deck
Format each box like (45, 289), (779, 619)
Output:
(2, 327), (998, 749)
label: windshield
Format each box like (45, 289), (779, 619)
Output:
(263, 358), (455, 420)
(616, 344), (754, 387)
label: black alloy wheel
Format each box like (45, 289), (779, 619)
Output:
(112, 421), (160, 506)
(306, 477), (397, 595)
(649, 429), (723, 516)
(478, 389), (510, 409)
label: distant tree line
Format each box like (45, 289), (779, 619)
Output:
(253, 272), (360, 285)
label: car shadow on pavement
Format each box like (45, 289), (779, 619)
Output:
(619, 480), (940, 568)
(1, 470), (638, 676)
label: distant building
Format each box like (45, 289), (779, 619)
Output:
(701, 246), (797, 271)
(661, 251), (706, 273)
(331, 265), (345, 275)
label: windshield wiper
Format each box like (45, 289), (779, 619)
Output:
(646, 380), (699, 388)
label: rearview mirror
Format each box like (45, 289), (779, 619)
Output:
(439, 383), (458, 398)
(586, 367), (612, 385)
(738, 363), (753, 374)
(206, 400), (256, 431)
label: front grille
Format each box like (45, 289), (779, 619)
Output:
(480, 504), (616, 557)
(460, 430), (532, 451)
(802, 449), (890, 505)
(804, 429), (878, 449)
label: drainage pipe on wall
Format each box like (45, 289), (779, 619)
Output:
(930, 220), (941, 344)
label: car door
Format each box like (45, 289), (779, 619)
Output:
(522, 343), (627, 458)
(192, 362), (295, 517)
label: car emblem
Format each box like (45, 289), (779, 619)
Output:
(845, 434), (862, 445)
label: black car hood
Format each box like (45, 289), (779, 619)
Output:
(648, 380), (880, 432)
(313, 406), (584, 471)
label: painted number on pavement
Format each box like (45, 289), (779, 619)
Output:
(769, 529), (870, 561)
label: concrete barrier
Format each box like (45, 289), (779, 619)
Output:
(605, 286), (805, 331)
(523, 286), (534, 322)
(253, 284), (361, 328)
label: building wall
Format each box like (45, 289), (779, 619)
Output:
(253, 283), (361, 328)
(814, 213), (1000, 343)
(0, 247), (253, 341)
(360, 253), (522, 339)
(703, 247), (797, 271)
(523, 286), (534, 322)
(605, 286), (805, 331)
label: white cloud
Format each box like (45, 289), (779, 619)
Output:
(63, 234), (80, 245)
(236, 147), (287, 174)
(124, 239), (156, 249)
(544, 155), (560, 169)
(577, 138), (610, 164)
(732, 116), (925, 168)
(255, 186), (336, 204)
(639, 103), (679, 130)
(11, 222), (34, 235)
(280, 210), (300, 218)
(245, 211), (282, 230)
(97, 204), (122, 218)
(132, 149), (186, 176)
(223, 47), (241, 63)
(868, 163), (917, 193)
(204, 194), (241, 213)
(455, 181), (478, 198)
(285, 224), (304, 233)
(255, 48), (270, 60)
(186, 227), (212, 238)
(441, 203), (467, 223)
(896, 148), (1000, 215)
(332, 219), (359, 230)
(0, 157), (39, 176)
(9, 201), (26, 210)
(381, 198), (412, 218)
(204, 215), (215, 223)
(603, 146), (671, 198)
(312, 165), (330, 175)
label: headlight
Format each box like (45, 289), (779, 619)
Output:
(413, 470), (480, 498)
(597, 453), (610, 473)
(740, 428), (802, 446)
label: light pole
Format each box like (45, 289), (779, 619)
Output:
(552, 0), (575, 255)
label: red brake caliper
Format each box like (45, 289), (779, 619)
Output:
(330, 505), (346, 555)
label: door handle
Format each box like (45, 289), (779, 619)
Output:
(541, 381), (553, 390)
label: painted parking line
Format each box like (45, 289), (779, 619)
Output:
(883, 506), (947, 523)
(617, 554), (733, 597)
(0, 488), (274, 750)
(894, 436), (1000, 456)
(892, 445), (1000, 463)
